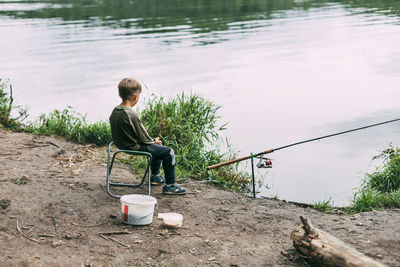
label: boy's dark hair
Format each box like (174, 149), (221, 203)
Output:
(118, 78), (142, 100)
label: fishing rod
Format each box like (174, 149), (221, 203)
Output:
(206, 117), (400, 197)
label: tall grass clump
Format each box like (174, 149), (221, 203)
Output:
(140, 93), (250, 191)
(312, 198), (334, 212)
(0, 79), (27, 130)
(26, 106), (112, 146)
(349, 144), (400, 212)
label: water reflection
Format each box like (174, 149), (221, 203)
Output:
(1, 0), (399, 39)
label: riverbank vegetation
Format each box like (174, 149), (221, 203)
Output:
(311, 145), (400, 213)
(349, 145), (400, 212)
(1, 80), (399, 207)
(0, 80), (250, 193)
(0, 79), (26, 130)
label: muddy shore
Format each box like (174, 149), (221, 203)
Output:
(0, 129), (399, 266)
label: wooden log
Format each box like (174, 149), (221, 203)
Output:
(290, 216), (387, 267)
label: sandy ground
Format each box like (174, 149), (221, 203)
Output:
(0, 129), (399, 267)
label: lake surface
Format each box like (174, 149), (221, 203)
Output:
(1, 0), (400, 205)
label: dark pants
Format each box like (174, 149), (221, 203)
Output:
(139, 144), (176, 185)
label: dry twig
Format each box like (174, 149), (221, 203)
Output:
(99, 234), (130, 248)
(38, 234), (55, 238)
(16, 221), (40, 243)
(98, 230), (131, 235)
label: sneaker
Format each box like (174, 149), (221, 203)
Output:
(162, 183), (186, 195)
(150, 174), (165, 185)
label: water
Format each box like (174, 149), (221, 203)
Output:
(1, 0), (400, 205)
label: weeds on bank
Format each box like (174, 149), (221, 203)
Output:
(348, 144), (400, 212)
(25, 106), (112, 146)
(138, 93), (250, 192)
(5, 86), (249, 193)
(12, 176), (29, 185)
(0, 79), (27, 130)
(312, 198), (334, 212)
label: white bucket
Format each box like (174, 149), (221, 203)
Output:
(120, 194), (157, 225)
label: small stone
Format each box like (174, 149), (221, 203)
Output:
(356, 222), (364, 226)
(52, 240), (63, 247)
(208, 257), (216, 261)
(350, 216), (357, 220)
(64, 235), (72, 240)
(61, 210), (75, 216)
(376, 254), (384, 259)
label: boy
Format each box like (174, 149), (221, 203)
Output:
(109, 78), (186, 195)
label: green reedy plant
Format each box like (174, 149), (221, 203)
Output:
(140, 93), (224, 173)
(349, 144), (400, 212)
(349, 187), (400, 213)
(26, 106), (112, 146)
(0, 79), (27, 130)
(312, 198), (334, 212)
(0, 79), (11, 126)
(139, 93), (250, 190)
(366, 144), (400, 193)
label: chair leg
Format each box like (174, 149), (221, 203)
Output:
(106, 153), (120, 199)
(147, 157), (151, 196)
(106, 151), (152, 198)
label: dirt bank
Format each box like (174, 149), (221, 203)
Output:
(0, 130), (399, 266)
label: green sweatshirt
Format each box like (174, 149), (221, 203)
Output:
(109, 106), (155, 150)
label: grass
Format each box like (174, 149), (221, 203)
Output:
(0, 79), (27, 130)
(312, 198), (334, 212)
(310, 145), (400, 213)
(348, 144), (400, 213)
(12, 176), (29, 185)
(137, 93), (251, 191)
(25, 106), (112, 146)
(140, 93), (227, 172)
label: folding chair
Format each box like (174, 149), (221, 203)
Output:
(106, 141), (152, 198)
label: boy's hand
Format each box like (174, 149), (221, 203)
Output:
(155, 137), (163, 145)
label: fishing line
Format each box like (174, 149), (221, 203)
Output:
(207, 117), (400, 197)
(273, 117), (400, 152)
(207, 117), (400, 171)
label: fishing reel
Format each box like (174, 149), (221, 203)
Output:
(256, 156), (272, 169)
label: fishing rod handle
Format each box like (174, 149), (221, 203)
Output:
(206, 149), (274, 170)
(207, 155), (252, 170)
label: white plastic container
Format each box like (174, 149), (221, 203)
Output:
(120, 194), (157, 225)
(158, 213), (183, 228)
